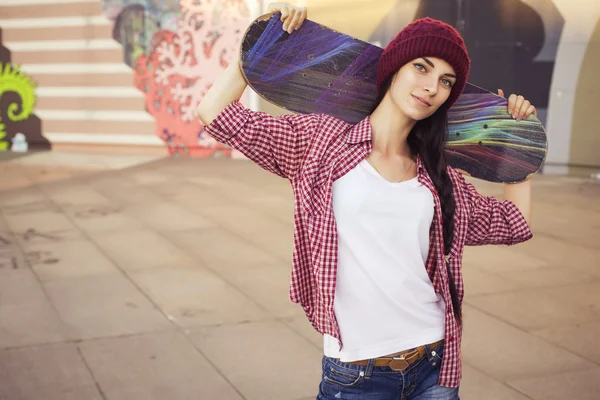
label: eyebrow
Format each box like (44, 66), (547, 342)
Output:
(422, 57), (457, 79)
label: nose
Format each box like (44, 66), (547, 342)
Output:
(423, 77), (438, 96)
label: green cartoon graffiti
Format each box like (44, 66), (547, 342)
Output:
(0, 63), (36, 150)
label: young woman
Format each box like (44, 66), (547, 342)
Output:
(197, 3), (535, 399)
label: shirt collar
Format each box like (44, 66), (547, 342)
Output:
(346, 116), (372, 145)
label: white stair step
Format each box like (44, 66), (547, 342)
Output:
(8, 151), (164, 170)
(1, 0), (99, 5)
(5, 39), (120, 52)
(36, 87), (143, 98)
(44, 133), (163, 146)
(0, 16), (110, 28)
(36, 110), (153, 122)
(20, 64), (131, 74)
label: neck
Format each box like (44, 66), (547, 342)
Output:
(369, 93), (417, 158)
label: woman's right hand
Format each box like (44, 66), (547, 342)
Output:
(266, 2), (308, 34)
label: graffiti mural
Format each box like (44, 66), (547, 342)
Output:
(102, 0), (181, 67)
(102, 0), (251, 157)
(134, 0), (250, 156)
(0, 28), (49, 152)
(69, 0), (597, 166)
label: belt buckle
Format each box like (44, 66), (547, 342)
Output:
(389, 356), (409, 371)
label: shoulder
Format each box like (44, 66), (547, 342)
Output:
(319, 113), (353, 132)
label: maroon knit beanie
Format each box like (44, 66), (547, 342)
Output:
(376, 17), (471, 109)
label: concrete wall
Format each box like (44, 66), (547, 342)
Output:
(1, 0), (599, 168)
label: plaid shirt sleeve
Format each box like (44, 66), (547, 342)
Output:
(204, 100), (320, 179)
(457, 173), (533, 246)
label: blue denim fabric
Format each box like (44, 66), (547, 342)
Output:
(316, 342), (459, 400)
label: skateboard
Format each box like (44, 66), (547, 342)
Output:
(239, 13), (548, 184)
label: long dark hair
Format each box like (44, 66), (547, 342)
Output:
(372, 74), (462, 326)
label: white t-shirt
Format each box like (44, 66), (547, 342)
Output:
(324, 159), (446, 361)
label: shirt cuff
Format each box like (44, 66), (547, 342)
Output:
(504, 200), (534, 245)
(203, 100), (249, 144)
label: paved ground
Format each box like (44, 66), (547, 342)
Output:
(0, 152), (599, 400)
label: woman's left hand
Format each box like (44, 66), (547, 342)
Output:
(498, 89), (537, 121)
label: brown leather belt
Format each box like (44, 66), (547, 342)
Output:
(335, 339), (444, 371)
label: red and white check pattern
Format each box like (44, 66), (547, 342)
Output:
(205, 100), (533, 387)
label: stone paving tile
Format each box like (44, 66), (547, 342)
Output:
(461, 305), (596, 382)
(186, 175), (276, 202)
(170, 228), (280, 272)
(0, 185), (43, 207)
(512, 235), (600, 277)
(462, 245), (549, 272)
(494, 266), (600, 288)
(197, 203), (292, 241)
(0, 175), (34, 191)
(465, 289), (600, 330)
(0, 196), (59, 216)
(79, 331), (243, 400)
(0, 267), (65, 348)
(460, 363), (531, 400)
(243, 196), (295, 225)
(462, 267), (526, 297)
(281, 316), (323, 349)
(3, 211), (85, 247)
(537, 282), (600, 314)
(92, 229), (199, 272)
(192, 203), (296, 263)
(0, 344), (103, 400)
(221, 263), (306, 319)
(41, 183), (112, 207)
(127, 170), (174, 186)
(188, 320), (322, 400)
(126, 201), (216, 231)
(90, 179), (164, 207)
(44, 273), (172, 340)
(530, 201), (600, 249)
(128, 267), (269, 328)
(507, 368), (600, 400)
(163, 183), (236, 209)
(142, 179), (205, 200)
(0, 302), (65, 349)
(64, 204), (146, 233)
(530, 320), (600, 364)
(26, 238), (119, 281)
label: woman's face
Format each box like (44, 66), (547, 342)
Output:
(388, 57), (457, 121)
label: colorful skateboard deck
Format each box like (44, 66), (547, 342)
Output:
(240, 13), (548, 184)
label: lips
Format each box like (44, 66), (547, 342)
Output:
(412, 95), (432, 107)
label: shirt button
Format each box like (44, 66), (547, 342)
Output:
(448, 336), (455, 342)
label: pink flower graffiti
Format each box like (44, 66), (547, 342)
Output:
(134, 0), (250, 157)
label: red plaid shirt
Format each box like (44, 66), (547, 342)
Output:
(205, 100), (533, 387)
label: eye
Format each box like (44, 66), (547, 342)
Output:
(414, 63), (426, 72)
(442, 79), (454, 88)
